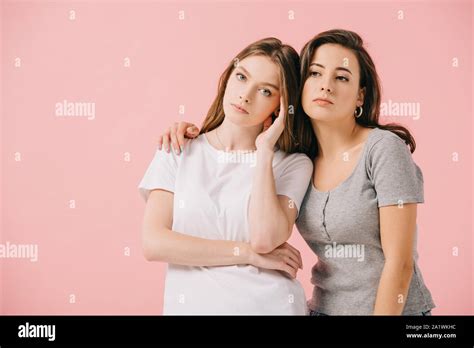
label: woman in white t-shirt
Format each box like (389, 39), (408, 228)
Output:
(138, 38), (313, 315)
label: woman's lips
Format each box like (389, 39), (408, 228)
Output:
(231, 103), (249, 114)
(313, 98), (334, 106)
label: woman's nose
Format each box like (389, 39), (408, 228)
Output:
(319, 76), (333, 94)
(239, 94), (250, 103)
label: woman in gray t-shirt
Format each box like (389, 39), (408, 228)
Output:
(295, 29), (435, 315)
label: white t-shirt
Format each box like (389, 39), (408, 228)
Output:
(138, 133), (313, 315)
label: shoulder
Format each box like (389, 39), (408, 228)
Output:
(273, 150), (313, 175)
(367, 128), (412, 160)
(362, 129), (424, 205)
(274, 150), (313, 166)
(365, 128), (422, 180)
(368, 128), (408, 149)
(160, 134), (206, 160)
(143, 134), (207, 170)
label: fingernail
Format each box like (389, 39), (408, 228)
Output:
(158, 145), (162, 150)
(180, 145), (184, 153)
(175, 148), (180, 155)
(166, 146), (169, 153)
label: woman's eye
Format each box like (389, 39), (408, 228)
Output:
(236, 73), (246, 81)
(259, 89), (271, 97)
(336, 76), (349, 82)
(309, 71), (321, 77)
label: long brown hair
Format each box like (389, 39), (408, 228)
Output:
(199, 38), (302, 153)
(298, 29), (417, 157)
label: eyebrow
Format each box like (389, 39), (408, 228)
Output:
(310, 63), (352, 75)
(236, 66), (280, 91)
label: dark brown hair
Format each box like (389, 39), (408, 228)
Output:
(298, 29), (416, 158)
(199, 37), (302, 153)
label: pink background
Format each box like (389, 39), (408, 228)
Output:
(1, 0), (472, 314)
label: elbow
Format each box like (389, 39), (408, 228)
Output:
(249, 223), (272, 253)
(143, 243), (167, 262)
(142, 229), (165, 262)
(143, 246), (156, 262)
(384, 258), (414, 281)
(401, 262), (414, 289)
(398, 258), (415, 274)
(249, 223), (289, 254)
(402, 260), (414, 280)
(250, 237), (277, 254)
(384, 256), (413, 269)
(142, 242), (157, 262)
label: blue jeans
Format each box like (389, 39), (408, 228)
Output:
(309, 310), (432, 316)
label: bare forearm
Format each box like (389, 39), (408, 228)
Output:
(143, 228), (252, 267)
(373, 261), (414, 315)
(249, 150), (289, 253)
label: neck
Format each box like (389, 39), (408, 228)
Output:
(310, 118), (362, 159)
(214, 117), (263, 151)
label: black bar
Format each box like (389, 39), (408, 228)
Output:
(0, 315), (473, 346)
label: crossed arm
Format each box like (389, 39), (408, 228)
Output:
(142, 188), (302, 276)
(142, 189), (252, 266)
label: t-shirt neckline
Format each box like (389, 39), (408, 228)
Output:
(311, 127), (379, 195)
(202, 131), (261, 154)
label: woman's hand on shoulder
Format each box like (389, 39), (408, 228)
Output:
(158, 121), (200, 155)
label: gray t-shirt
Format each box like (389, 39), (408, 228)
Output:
(296, 127), (436, 315)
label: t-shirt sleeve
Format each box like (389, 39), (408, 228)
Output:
(367, 133), (424, 207)
(138, 147), (179, 202)
(275, 153), (313, 219)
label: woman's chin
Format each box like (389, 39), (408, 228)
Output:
(305, 113), (334, 122)
(226, 113), (257, 127)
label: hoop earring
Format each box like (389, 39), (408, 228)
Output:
(354, 106), (363, 118)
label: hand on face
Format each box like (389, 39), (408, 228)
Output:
(255, 96), (286, 154)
